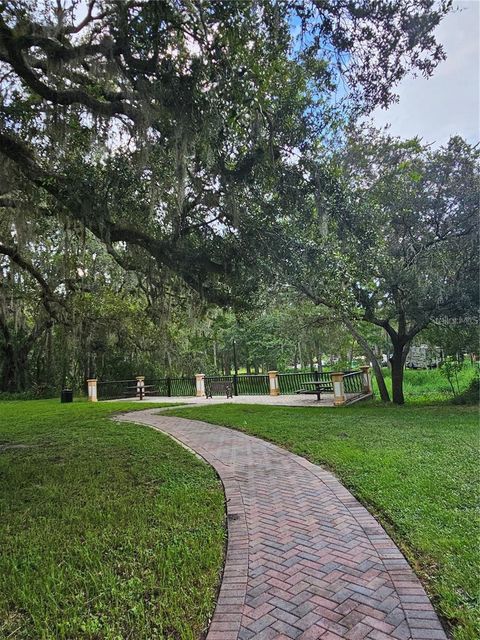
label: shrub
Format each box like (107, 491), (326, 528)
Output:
(452, 373), (480, 405)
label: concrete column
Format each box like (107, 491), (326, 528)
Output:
(360, 365), (372, 394)
(268, 371), (280, 396)
(87, 378), (97, 402)
(136, 376), (145, 400)
(195, 373), (206, 397)
(331, 372), (345, 406)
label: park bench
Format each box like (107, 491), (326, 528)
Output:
(205, 380), (234, 398)
(295, 380), (334, 401)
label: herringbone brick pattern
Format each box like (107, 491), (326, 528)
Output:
(117, 410), (447, 640)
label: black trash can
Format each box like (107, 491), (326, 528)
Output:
(61, 389), (73, 403)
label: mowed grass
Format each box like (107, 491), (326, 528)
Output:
(0, 400), (225, 640)
(167, 402), (480, 640)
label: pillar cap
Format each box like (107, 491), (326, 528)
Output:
(87, 378), (97, 382)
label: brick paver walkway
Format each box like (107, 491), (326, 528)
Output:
(117, 410), (447, 640)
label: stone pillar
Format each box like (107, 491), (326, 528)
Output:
(360, 365), (372, 394)
(195, 373), (206, 397)
(136, 376), (145, 400)
(87, 378), (97, 402)
(331, 372), (345, 406)
(268, 371), (280, 396)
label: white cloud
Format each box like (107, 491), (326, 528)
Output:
(370, 0), (479, 146)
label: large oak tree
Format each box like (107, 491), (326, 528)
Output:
(1, 0), (451, 300)
(268, 131), (479, 403)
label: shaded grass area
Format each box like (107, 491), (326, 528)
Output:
(168, 402), (480, 640)
(0, 400), (225, 640)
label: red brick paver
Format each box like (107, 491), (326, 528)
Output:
(117, 410), (447, 640)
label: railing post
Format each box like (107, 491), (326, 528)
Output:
(268, 370), (280, 396)
(136, 375), (145, 400)
(87, 378), (97, 402)
(331, 372), (346, 406)
(167, 377), (171, 397)
(233, 374), (239, 396)
(360, 365), (372, 394)
(195, 373), (206, 397)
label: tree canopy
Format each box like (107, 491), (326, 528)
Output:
(264, 130), (479, 402)
(3, 0), (476, 403)
(1, 0), (451, 299)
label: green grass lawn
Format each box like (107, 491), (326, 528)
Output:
(167, 402), (480, 640)
(0, 400), (225, 640)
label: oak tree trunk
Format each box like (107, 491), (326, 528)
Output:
(390, 343), (409, 405)
(343, 320), (390, 402)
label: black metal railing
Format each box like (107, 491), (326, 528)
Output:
(203, 374), (270, 396)
(236, 374), (269, 395)
(97, 377), (196, 400)
(97, 379), (137, 400)
(170, 377), (196, 396)
(146, 377), (196, 397)
(145, 378), (170, 397)
(278, 371), (331, 394)
(343, 371), (364, 395)
(96, 370), (367, 400)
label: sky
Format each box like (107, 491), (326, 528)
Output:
(370, 0), (479, 146)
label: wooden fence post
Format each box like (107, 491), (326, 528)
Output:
(87, 378), (97, 402)
(268, 371), (280, 396)
(360, 365), (372, 394)
(331, 372), (346, 406)
(195, 373), (206, 397)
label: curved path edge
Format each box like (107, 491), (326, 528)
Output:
(115, 409), (448, 640)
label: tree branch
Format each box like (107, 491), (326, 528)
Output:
(0, 243), (68, 324)
(0, 18), (138, 121)
(0, 130), (233, 303)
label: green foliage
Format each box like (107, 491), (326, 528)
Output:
(372, 365), (478, 404)
(452, 373), (480, 405)
(0, 2), (473, 405)
(1, 0), (452, 303)
(424, 322), (479, 357)
(440, 357), (466, 396)
(168, 403), (480, 640)
(0, 400), (224, 639)
(0, 387), (56, 401)
(261, 129), (479, 403)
